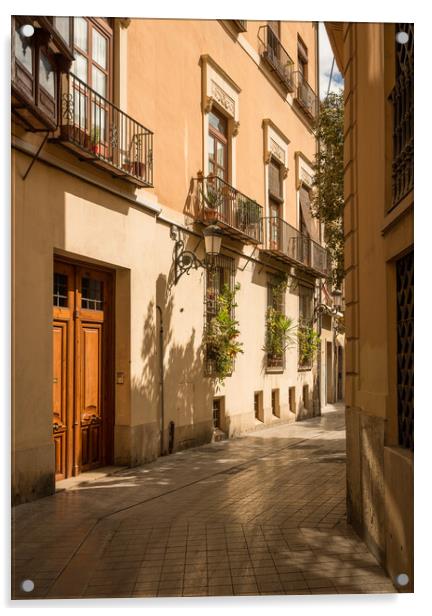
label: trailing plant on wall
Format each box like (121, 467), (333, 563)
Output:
(297, 321), (320, 367)
(312, 91), (344, 288)
(203, 282), (243, 386)
(263, 277), (297, 363)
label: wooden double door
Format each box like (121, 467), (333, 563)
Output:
(52, 260), (114, 480)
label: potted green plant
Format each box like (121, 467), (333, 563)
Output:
(297, 320), (320, 368)
(200, 177), (224, 222)
(90, 126), (101, 155)
(263, 277), (296, 367)
(203, 282), (243, 386)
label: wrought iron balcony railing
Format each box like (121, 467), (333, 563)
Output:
(258, 25), (295, 91)
(58, 72), (153, 187)
(195, 175), (263, 244)
(293, 71), (318, 121)
(261, 216), (329, 277)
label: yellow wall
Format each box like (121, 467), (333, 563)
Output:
(126, 20), (318, 228)
(12, 18), (324, 504)
(326, 21), (414, 591)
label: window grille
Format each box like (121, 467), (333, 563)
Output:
(212, 398), (222, 429)
(266, 276), (286, 369)
(204, 255), (236, 376)
(390, 23), (414, 208)
(396, 250), (414, 451)
(298, 284), (314, 370)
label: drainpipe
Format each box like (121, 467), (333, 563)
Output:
(156, 305), (165, 456)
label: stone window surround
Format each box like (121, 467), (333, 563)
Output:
(262, 118), (290, 217)
(200, 54), (241, 185)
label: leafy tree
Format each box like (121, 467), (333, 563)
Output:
(312, 91), (344, 288)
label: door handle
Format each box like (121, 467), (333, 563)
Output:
(82, 413), (99, 423)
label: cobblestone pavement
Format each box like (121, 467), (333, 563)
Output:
(12, 404), (396, 599)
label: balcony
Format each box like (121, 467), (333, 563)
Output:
(261, 217), (329, 277)
(56, 72), (153, 187)
(258, 25), (294, 92)
(293, 71), (318, 121)
(194, 176), (263, 244)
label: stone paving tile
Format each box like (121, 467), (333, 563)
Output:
(12, 404), (397, 599)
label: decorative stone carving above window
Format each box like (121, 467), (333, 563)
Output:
(211, 80), (235, 117)
(200, 54), (240, 122)
(300, 167), (313, 186)
(270, 138), (285, 165)
(262, 119), (290, 173)
(296, 152), (314, 189)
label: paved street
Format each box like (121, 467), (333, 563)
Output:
(12, 404), (396, 599)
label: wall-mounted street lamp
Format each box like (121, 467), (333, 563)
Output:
(313, 289), (343, 322)
(171, 224), (223, 285)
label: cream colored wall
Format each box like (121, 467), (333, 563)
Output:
(12, 145), (316, 500)
(12, 18), (320, 504)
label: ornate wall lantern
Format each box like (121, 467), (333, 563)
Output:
(171, 224), (223, 285)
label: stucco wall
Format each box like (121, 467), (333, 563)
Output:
(12, 19), (323, 504)
(339, 22), (414, 590)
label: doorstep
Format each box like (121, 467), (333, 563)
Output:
(55, 466), (128, 492)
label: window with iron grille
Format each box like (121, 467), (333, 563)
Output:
(266, 276), (286, 370)
(204, 255), (236, 376)
(212, 397), (223, 429)
(390, 23), (413, 208)
(298, 284), (314, 370)
(396, 250), (414, 451)
(299, 284), (313, 321)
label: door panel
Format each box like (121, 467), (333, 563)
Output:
(52, 321), (68, 479)
(52, 261), (75, 480)
(52, 259), (113, 480)
(79, 322), (103, 470)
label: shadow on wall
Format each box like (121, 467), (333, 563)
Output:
(131, 273), (215, 462)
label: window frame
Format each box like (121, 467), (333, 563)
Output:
(208, 107), (229, 181)
(72, 17), (113, 101)
(12, 16), (59, 129)
(297, 35), (309, 81)
(266, 277), (287, 371)
(204, 255), (236, 376)
(298, 283), (314, 371)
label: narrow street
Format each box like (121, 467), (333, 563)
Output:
(12, 404), (395, 599)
